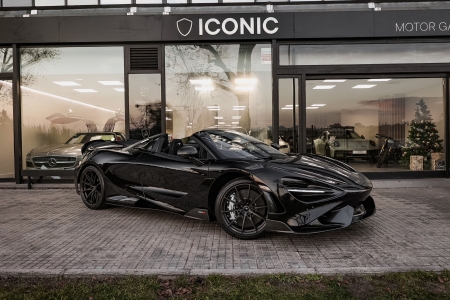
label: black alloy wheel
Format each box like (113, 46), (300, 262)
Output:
(215, 178), (268, 240)
(80, 166), (106, 209)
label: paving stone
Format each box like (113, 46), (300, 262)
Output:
(0, 184), (449, 275)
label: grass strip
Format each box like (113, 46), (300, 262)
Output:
(0, 270), (449, 299)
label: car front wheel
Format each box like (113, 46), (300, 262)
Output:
(215, 178), (268, 240)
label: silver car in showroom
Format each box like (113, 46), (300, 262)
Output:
(26, 132), (126, 170)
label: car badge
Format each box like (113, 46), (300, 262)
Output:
(48, 158), (57, 167)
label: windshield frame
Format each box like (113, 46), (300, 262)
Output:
(194, 130), (287, 161)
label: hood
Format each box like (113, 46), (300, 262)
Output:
(29, 143), (82, 157)
(265, 154), (372, 188)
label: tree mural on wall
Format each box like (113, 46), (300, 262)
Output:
(0, 48), (60, 105)
(165, 44), (256, 133)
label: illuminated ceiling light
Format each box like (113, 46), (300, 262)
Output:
(233, 126), (243, 128)
(235, 86), (254, 91)
(186, 125), (192, 128)
(233, 106), (246, 108)
(75, 79), (83, 81)
(233, 108), (245, 111)
(323, 79), (346, 82)
(190, 79), (212, 85)
(235, 78), (257, 85)
(0, 80), (114, 113)
(74, 89), (98, 93)
(98, 81), (124, 86)
(311, 104), (326, 107)
(166, 117), (172, 120)
(209, 108), (221, 111)
(368, 79), (391, 82)
(113, 88), (125, 92)
(218, 122), (225, 125)
(207, 106), (220, 109)
(286, 105), (293, 107)
(195, 86), (214, 91)
(232, 121), (239, 124)
(166, 107), (173, 112)
(232, 116), (241, 119)
(313, 85), (335, 90)
(306, 107), (319, 109)
(214, 116), (223, 119)
(352, 85), (377, 89)
(53, 81), (80, 86)
(282, 107), (293, 110)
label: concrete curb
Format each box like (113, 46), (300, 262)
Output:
(0, 266), (447, 277)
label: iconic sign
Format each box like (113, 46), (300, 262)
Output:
(163, 13), (294, 41)
(176, 16), (278, 37)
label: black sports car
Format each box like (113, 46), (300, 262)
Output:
(75, 130), (375, 240)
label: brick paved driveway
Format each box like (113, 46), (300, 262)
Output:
(0, 183), (449, 275)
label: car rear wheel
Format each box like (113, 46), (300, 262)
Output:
(80, 166), (106, 209)
(215, 178), (268, 240)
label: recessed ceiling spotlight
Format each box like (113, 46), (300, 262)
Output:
(306, 107), (319, 109)
(98, 81), (124, 86)
(311, 104), (326, 107)
(195, 86), (214, 91)
(53, 81), (80, 86)
(323, 79), (346, 82)
(74, 89), (98, 93)
(368, 79), (391, 82)
(352, 85), (377, 89)
(313, 85), (336, 90)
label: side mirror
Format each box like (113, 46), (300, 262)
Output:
(177, 146), (198, 158)
(270, 143), (280, 150)
(361, 135), (366, 139)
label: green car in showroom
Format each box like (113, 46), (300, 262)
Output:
(313, 125), (378, 162)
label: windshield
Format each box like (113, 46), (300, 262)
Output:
(200, 131), (287, 160)
(66, 133), (117, 144)
(329, 130), (361, 139)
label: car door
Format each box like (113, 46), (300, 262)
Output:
(134, 138), (210, 212)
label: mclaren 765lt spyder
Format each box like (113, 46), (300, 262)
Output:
(75, 130), (375, 240)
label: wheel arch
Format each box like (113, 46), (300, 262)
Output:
(207, 171), (250, 221)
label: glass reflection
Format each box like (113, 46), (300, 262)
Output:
(21, 47), (125, 172)
(306, 78), (446, 172)
(165, 44), (272, 143)
(0, 48), (13, 73)
(0, 80), (14, 178)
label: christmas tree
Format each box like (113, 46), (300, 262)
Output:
(400, 99), (444, 168)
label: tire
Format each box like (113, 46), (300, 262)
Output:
(79, 166), (107, 210)
(376, 150), (388, 168)
(215, 178), (268, 240)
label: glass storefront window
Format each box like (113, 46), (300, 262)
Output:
(280, 43), (450, 66)
(279, 78), (299, 153)
(128, 74), (162, 140)
(21, 47), (125, 172)
(165, 44), (272, 143)
(35, 0), (65, 6)
(2, 0), (31, 6)
(306, 78), (446, 172)
(0, 80), (14, 178)
(1, 48), (13, 73)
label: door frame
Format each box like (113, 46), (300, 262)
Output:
(0, 73), (14, 181)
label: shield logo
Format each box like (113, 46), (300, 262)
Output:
(177, 18), (193, 37)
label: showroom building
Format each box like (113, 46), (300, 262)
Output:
(0, 0), (449, 184)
